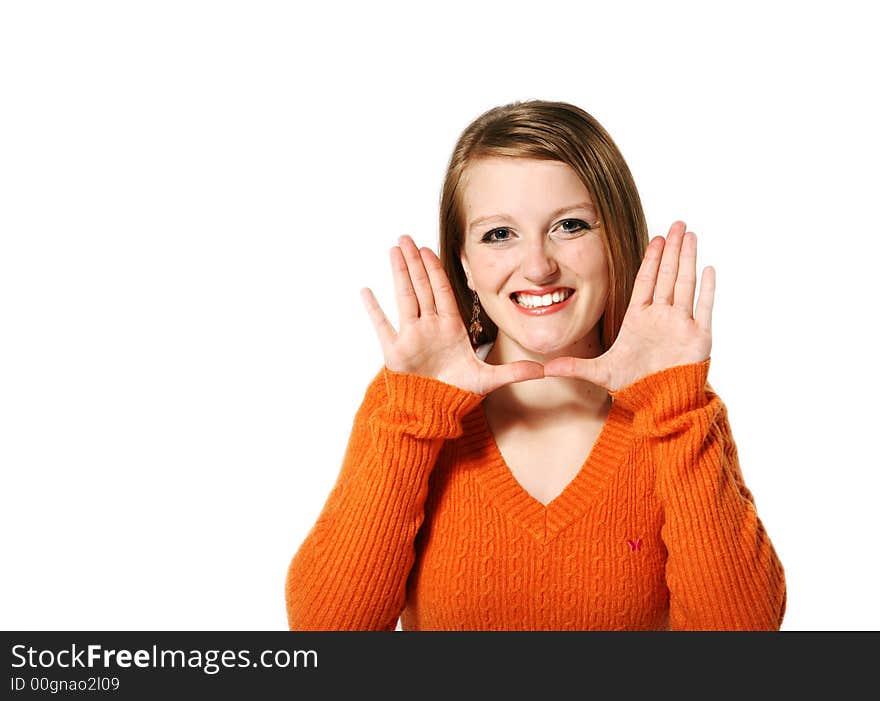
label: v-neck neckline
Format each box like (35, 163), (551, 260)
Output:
(462, 396), (636, 545)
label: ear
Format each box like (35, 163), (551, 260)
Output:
(459, 251), (474, 291)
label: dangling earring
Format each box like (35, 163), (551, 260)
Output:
(468, 289), (483, 346)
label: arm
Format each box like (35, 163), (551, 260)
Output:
(285, 366), (483, 630)
(292, 231), (539, 630)
(610, 358), (787, 630)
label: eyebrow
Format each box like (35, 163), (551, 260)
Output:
(467, 201), (597, 232)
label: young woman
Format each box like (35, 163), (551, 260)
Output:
(284, 100), (786, 630)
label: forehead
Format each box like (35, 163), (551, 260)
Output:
(462, 157), (593, 211)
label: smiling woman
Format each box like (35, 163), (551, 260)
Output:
(457, 157), (611, 359)
(284, 99), (787, 631)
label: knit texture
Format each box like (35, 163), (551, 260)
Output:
(285, 358), (787, 630)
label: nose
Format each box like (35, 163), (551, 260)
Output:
(520, 236), (559, 284)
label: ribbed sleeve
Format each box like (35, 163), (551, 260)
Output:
(609, 359), (787, 630)
(285, 367), (484, 630)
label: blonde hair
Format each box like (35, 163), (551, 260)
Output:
(438, 100), (649, 353)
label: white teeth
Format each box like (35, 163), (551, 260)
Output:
(514, 290), (572, 308)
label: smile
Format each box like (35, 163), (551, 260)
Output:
(510, 288), (575, 315)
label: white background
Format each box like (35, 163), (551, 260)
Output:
(1, 1), (877, 631)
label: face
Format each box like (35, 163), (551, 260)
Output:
(459, 157), (609, 360)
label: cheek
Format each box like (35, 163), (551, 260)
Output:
(469, 254), (505, 288)
(568, 245), (609, 284)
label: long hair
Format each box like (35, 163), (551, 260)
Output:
(438, 100), (649, 353)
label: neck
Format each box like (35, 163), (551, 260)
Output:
(483, 332), (610, 422)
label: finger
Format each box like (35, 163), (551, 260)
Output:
(420, 247), (460, 318)
(483, 360), (545, 394)
(629, 236), (665, 309)
(360, 287), (397, 352)
(672, 231), (698, 316)
(695, 265), (715, 332)
(654, 221), (686, 305)
(390, 246), (419, 325)
(398, 234), (437, 316)
(542, 356), (607, 388)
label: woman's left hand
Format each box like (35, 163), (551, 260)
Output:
(543, 221), (715, 393)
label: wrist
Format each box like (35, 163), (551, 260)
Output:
(609, 358), (711, 420)
(378, 367), (484, 439)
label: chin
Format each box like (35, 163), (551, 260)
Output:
(515, 335), (576, 357)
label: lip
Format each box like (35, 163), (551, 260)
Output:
(510, 289), (576, 316)
(512, 286), (572, 296)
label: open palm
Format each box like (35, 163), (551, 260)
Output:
(543, 221), (715, 392)
(361, 235), (544, 396)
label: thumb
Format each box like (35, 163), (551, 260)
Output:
(543, 356), (607, 386)
(482, 360), (545, 394)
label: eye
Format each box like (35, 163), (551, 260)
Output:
(480, 227), (514, 243)
(558, 219), (592, 234)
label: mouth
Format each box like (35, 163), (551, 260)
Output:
(510, 287), (575, 315)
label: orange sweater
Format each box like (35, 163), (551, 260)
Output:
(285, 358), (786, 630)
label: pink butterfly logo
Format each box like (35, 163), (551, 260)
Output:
(626, 538), (643, 552)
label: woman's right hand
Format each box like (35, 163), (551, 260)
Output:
(360, 235), (544, 396)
